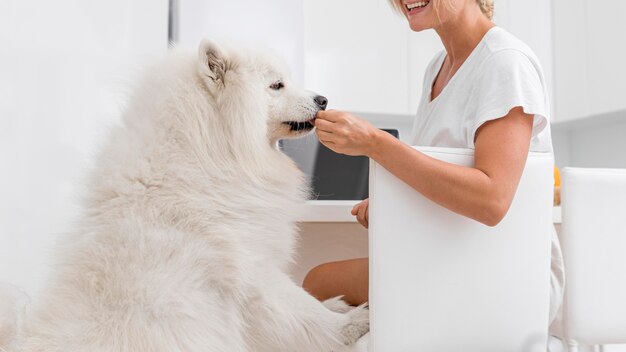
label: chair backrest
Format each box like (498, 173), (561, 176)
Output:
(368, 146), (553, 352)
(561, 167), (626, 345)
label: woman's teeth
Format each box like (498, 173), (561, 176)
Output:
(406, 1), (429, 11)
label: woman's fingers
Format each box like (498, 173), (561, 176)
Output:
(316, 129), (336, 144)
(356, 199), (369, 229)
(351, 201), (363, 215)
(315, 118), (349, 144)
(313, 118), (334, 133)
(315, 110), (377, 156)
(357, 205), (368, 228)
(316, 109), (341, 122)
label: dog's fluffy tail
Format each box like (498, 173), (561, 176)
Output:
(0, 283), (28, 350)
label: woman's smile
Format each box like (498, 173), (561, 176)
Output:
(404, 0), (431, 16)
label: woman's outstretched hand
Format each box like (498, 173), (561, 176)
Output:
(314, 110), (380, 157)
(351, 198), (369, 229)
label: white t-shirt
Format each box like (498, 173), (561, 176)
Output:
(409, 26), (563, 324)
(410, 26), (552, 152)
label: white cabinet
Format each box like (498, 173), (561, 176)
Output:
(585, 0), (626, 117)
(553, 0), (626, 122)
(303, 0), (442, 115)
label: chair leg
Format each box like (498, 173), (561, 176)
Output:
(566, 340), (579, 352)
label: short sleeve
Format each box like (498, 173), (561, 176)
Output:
(467, 49), (549, 145)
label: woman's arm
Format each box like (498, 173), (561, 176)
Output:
(314, 106), (533, 226)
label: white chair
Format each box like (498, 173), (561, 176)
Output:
(560, 168), (626, 352)
(368, 146), (554, 352)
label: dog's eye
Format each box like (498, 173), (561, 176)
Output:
(269, 81), (284, 90)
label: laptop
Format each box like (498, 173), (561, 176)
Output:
(281, 129), (399, 200)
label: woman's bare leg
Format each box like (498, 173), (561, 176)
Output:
(302, 258), (368, 306)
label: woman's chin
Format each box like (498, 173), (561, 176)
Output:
(405, 17), (432, 32)
(408, 22), (430, 32)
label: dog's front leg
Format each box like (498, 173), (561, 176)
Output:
(245, 270), (368, 352)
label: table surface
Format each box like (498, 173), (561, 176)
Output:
(298, 200), (563, 224)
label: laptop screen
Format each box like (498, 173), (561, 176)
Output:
(281, 129), (399, 200)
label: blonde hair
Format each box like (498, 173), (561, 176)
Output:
(387, 0), (494, 20)
(477, 0), (494, 20)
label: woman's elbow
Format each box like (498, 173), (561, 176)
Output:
(477, 198), (510, 227)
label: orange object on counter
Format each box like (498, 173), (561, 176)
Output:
(554, 166), (561, 187)
(554, 166), (561, 206)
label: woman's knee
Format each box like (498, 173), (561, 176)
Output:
(302, 258), (369, 304)
(302, 262), (333, 300)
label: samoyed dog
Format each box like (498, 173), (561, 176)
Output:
(0, 39), (368, 351)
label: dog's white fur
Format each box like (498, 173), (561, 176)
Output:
(0, 39), (368, 352)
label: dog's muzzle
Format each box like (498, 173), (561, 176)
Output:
(284, 120), (315, 132)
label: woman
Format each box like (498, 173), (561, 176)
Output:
(303, 0), (564, 324)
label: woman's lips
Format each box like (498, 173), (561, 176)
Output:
(404, 0), (430, 15)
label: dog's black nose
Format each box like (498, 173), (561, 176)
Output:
(314, 95), (328, 110)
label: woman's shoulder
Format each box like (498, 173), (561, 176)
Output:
(481, 27), (542, 67)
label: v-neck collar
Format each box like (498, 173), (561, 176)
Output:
(427, 26), (499, 106)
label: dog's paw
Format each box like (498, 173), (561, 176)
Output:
(340, 304), (369, 346)
(322, 296), (351, 314)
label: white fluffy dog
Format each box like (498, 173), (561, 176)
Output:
(0, 39), (368, 351)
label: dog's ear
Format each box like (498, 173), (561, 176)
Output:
(198, 39), (228, 88)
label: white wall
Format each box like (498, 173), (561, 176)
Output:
(176, 0), (305, 84)
(0, 0), (168, 294)
(302, 0), (434, 115)
(0, 0), (307, 295)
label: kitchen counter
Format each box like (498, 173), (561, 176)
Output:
(298, 200), (563, 224)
